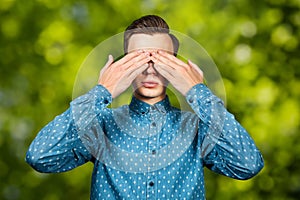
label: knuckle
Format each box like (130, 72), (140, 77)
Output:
(178, 67), (186, 73)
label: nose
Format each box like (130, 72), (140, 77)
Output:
(143, 61), (157, 75)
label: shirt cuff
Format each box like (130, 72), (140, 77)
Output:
(70, 84), (112, 130)
(186, 84), (213, 103)
(186, 83), (214, 122)
(93, 84), (112, 107)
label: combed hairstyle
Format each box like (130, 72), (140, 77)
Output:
(124, 15), (179, 56)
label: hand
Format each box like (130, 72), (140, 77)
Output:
(151, 50), (204, 96)
(98, 51), (151, 98)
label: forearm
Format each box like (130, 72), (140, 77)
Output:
(25, 109), (90, 173)
(203, 112), (264, 179)
(26, 84), (112, 173)
(186, 84), (264, 179)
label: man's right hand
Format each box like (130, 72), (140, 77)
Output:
(98, 51), (151, 98)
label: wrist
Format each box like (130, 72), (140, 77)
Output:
(98, 83), (114, 96)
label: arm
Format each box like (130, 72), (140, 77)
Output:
(186, 84), (264, 180)
(26, 51), (151, 173)
(152, 51), (264, 179)
(25, 85), (111, 173)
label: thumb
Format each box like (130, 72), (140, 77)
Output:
(100, 55), (114, 76)
(188, 60), (203, 76)
(108, 54), (114, 64)
(105, 54), (114, 68)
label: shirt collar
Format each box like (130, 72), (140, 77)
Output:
(129, 95), (172, 115)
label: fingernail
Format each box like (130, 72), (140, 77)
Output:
(188, 60), (194, 65)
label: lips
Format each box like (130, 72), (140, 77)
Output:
(142, 81), (159, 88)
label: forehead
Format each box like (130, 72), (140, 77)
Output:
(127, 33), (173, 53)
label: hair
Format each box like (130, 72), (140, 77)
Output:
(124, 15), (179, 56)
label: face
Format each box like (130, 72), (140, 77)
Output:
(127, 33), (174, 105)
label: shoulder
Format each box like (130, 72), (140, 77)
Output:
(169, 106), (199, 122)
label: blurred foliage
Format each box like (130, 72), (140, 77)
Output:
(0, 0), (299, 199)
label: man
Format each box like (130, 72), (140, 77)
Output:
(26, 15), (264, 199)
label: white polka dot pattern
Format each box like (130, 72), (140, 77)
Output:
(26, 84), (264, 199)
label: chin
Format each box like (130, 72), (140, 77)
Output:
(134, 87), (166, 100)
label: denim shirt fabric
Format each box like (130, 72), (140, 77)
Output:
(26, 83), (264, 200)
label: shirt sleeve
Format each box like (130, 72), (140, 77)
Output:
(186, 83), (264, 180)
(25, 85), (112, 173)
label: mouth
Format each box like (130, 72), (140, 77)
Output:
(141, 81), (159, 88)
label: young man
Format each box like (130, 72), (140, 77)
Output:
(26, 15), (264, 199)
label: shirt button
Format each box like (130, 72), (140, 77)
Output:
(149, 181), (154, 187)
(103, 99), (109, 104)
(151, 122), (156, 127)
(189, 98), (194, 103)
(152, 150), (156, 155)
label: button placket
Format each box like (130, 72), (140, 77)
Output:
(146, 171), (156, 200)
(147, 106), (159, 193)
(149, 107), (159, 158)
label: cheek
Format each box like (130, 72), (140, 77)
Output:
(132, 75), (143, 88)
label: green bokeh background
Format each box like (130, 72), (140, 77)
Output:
(1, 0), (299, 199)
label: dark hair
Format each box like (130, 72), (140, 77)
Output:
(124, 15), (179, 56)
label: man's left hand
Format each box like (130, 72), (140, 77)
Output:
(151, 50), (204, 96)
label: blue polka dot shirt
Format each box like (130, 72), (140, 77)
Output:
(26, 83), (264, 200)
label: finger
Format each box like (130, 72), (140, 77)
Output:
(187, 60), (204, 84)
(100, 55), (114, 76)
(121, 52), (151, 71)
(126, 64), (148, 81)
(115, 50), (145, 67)
(188, 60), (203, 76)
(151, 53), (176, 72)
(152, 54), (185, 74)
(153, 55), (189, 79)
(154, 64), (176, 82)
(115, 64), (148, 88)
(124, 55), (152, 78)
(154, 50), (188, 69)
